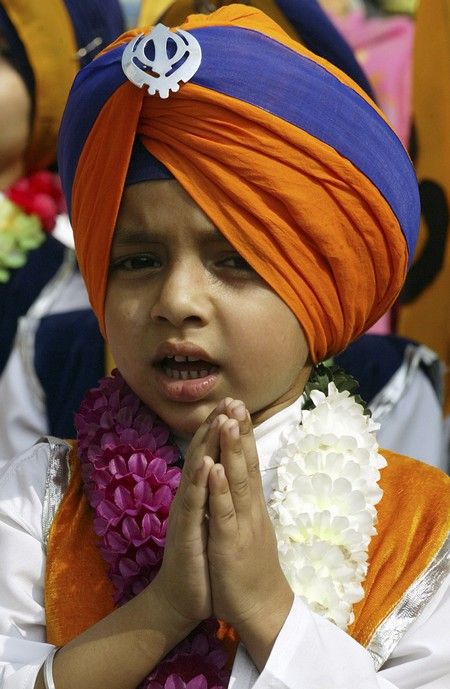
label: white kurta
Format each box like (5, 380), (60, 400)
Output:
(0, 401), (449, 689)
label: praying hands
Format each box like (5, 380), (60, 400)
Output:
(155, 399), (294, 670)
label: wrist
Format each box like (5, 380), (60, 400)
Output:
(144, 574), (199, 644)
(149, 572), (203, 638)
(234, 584), (294, 672)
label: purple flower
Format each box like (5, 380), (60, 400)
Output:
(75, 370), (231, 689)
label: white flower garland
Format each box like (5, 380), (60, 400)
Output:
(268, 382), (386, 630)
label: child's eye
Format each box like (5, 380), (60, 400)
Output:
(110, 254), (161, 272)
(218, 254), (252, 271)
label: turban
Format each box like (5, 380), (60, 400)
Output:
(0, 0), (124, 172)
(141, 0), (375, 98)
(58, 5), (420, 363)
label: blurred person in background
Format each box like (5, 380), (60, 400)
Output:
(0, 0), (124, 463)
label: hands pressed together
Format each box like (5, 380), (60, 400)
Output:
(37, 399), (295, 689)
(153, 399), (294, 671)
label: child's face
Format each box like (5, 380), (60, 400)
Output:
(105, 179), (311, 436)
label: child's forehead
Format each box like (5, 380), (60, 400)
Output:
(114, 179), (231, 247)
(112, 222), (230, 247)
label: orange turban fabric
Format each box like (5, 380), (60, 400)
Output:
(58, 6), (420, 362)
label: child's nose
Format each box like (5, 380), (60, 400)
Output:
(150, 261), (210, 327)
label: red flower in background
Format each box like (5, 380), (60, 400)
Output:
(5, 171), (66, 232)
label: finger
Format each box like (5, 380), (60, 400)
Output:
(203, 413), (228, 461)
(226, 401), (264, 498)
(182, 403), (230, 485)
(187, 398), (228, 454)
(175, 455), (214, 541)
(218, 418), (251, 517)
(204, 397), (233, 424)
(204, 398), (241, 464)
(181, 414), (228, 493)
(208, 463), (237, 542)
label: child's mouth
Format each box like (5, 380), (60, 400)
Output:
(154, 355), (220, 402)
(159, 355), (219, 380)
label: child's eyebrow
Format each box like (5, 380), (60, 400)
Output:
(113, 225), (228, 246)
(112, 227), (158, 246)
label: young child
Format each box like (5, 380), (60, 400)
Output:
(0, 6), (449, 689)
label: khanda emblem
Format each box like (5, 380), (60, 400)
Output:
(121, 24), (202, 99)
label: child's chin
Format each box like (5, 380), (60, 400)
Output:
(158, 404), (215, 438)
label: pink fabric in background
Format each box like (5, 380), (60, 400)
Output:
(367, 312), (391, 335)
(328, 9), (415, 333)
(330, 9), (415, 146)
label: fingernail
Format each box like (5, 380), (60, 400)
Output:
(213, 414), (228, 430)
(232, 403), (246, 421)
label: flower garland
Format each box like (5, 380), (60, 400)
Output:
(0, 171), (65, 282)
(268, 364), (386, 629)
(76, 364), (385, 687)
(76, 370), (230, 689)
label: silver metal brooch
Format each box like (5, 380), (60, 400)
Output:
(121, 23), (202, 99)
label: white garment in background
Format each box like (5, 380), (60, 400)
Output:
(0, 401), (449, 688)
(367, 343), (448, 472)
(0, 250), (91, 465)
(374, 369), (447, 470)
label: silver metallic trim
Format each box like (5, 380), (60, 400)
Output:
(41, 437), (71, 551)
(366, 534), (450, 669)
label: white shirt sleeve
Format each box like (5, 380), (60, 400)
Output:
(0, 444), (54, 689)
(241, 580), (450, 689)
(1, 444), (449, 689)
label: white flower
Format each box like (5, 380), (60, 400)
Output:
(269, 382), (385, 629)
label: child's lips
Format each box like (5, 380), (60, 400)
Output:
(153, 365), (220, 402)
(152, 342), (220, 402)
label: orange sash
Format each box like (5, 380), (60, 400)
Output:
(46, 445), (449, 664)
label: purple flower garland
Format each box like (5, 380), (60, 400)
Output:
(75, 370), (230, 689)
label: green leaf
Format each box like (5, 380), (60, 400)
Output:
(303, 362), (371, 416)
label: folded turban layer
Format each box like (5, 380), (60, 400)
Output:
(58, 5), (420, 363)
(0, 0), (124, 172)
